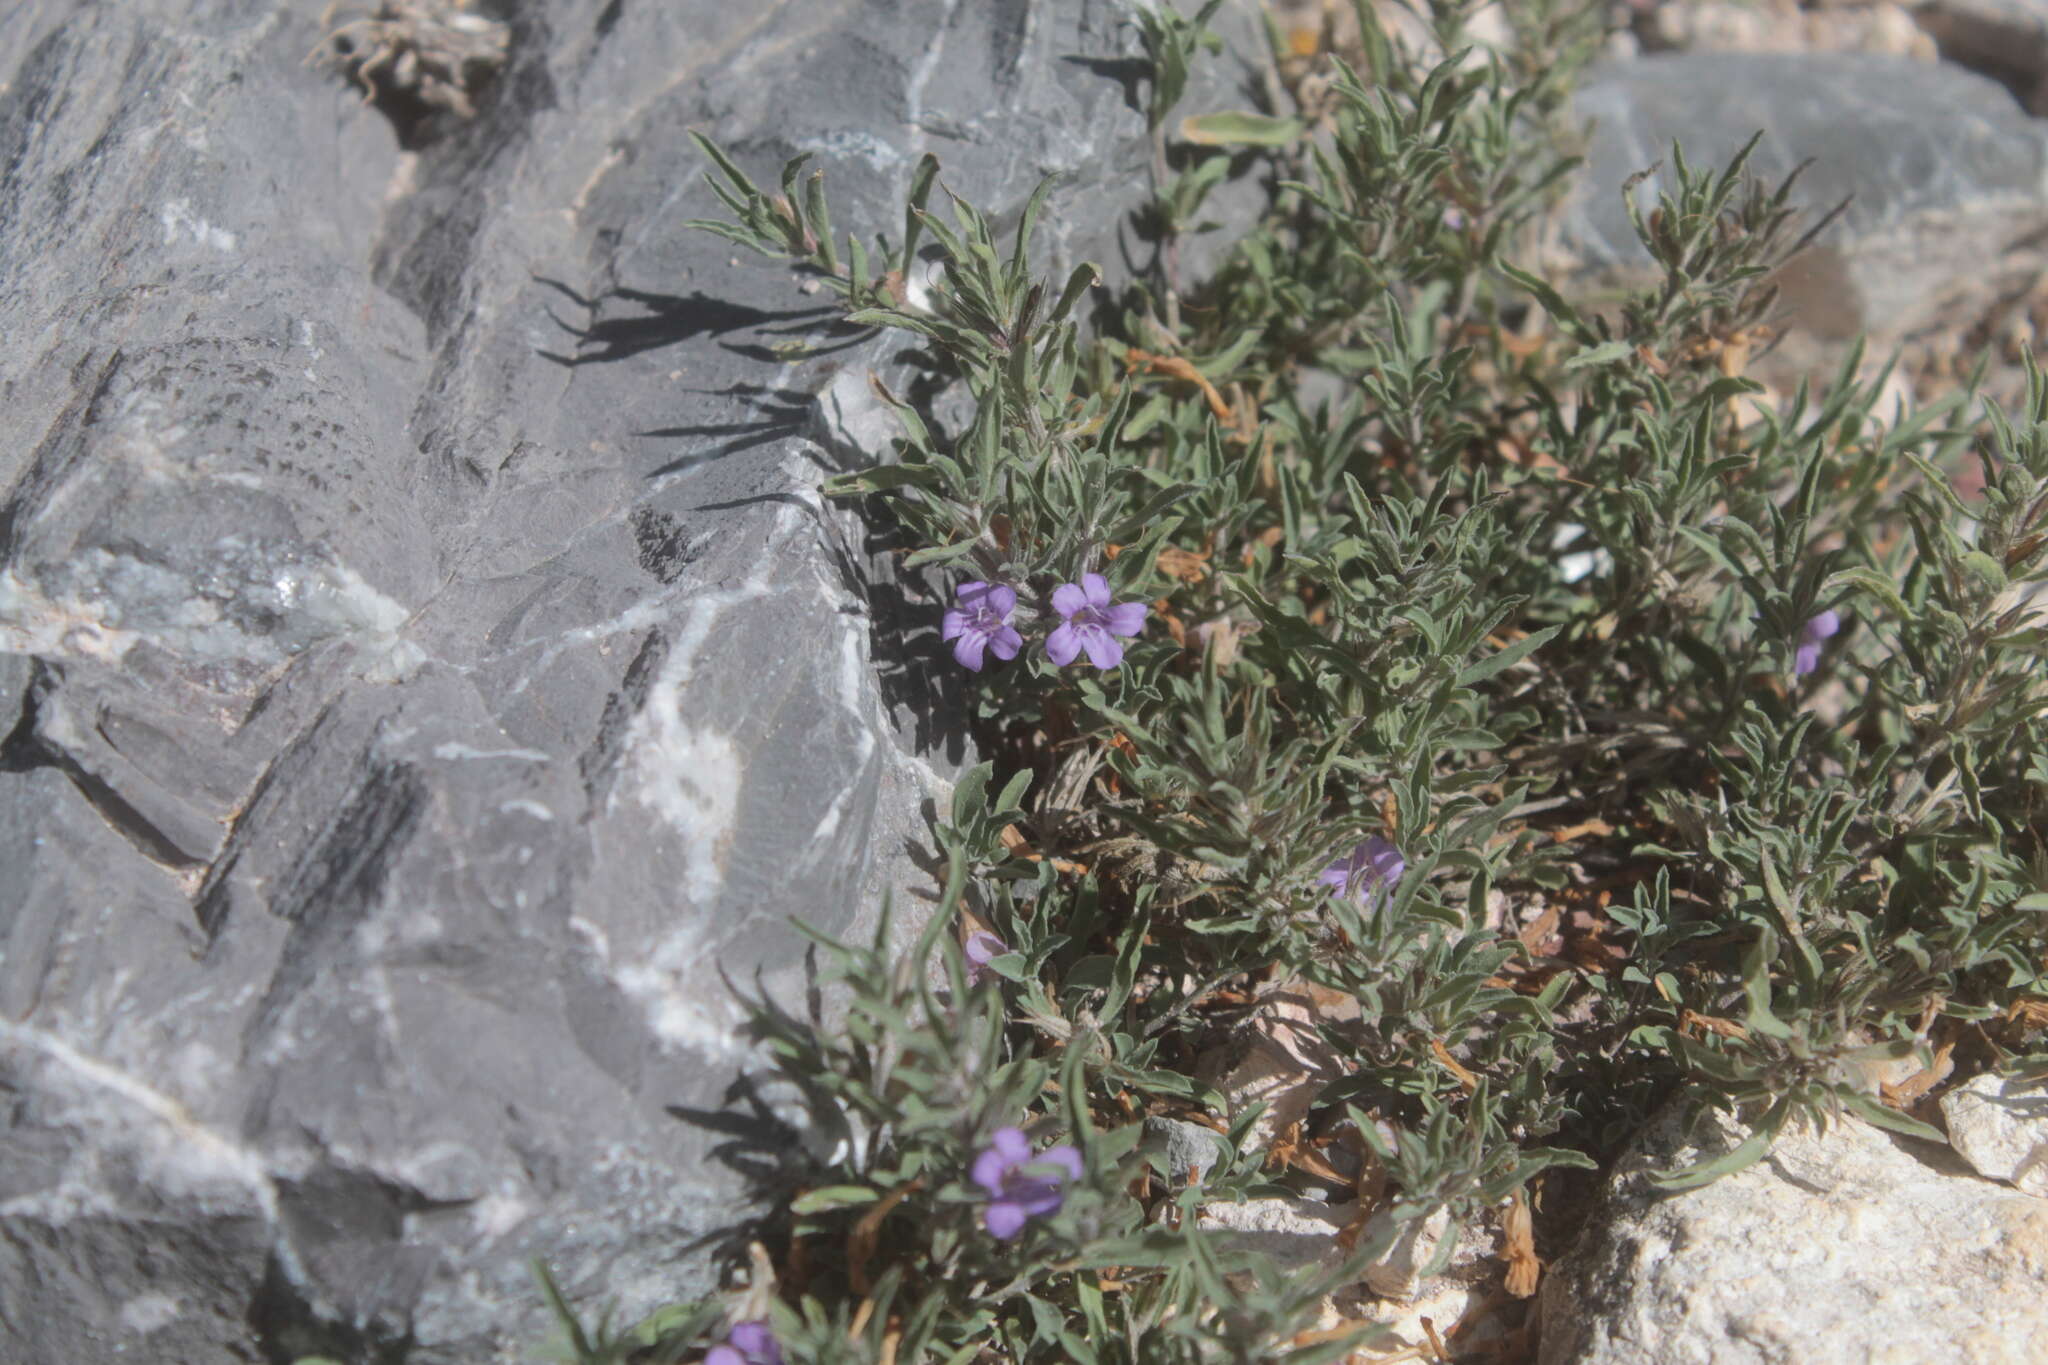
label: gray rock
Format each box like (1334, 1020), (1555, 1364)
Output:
(1141, 1115), (1236, 1180)
(1915, 0), (2048, 112)
(1539, 1103), (2048, 1364)
(1941, 1070), (2048, 1196)
(1563, 52), (2048, 339)
(0, 1), (1199, 1360)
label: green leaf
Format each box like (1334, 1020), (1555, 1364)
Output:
(903, 539), (985, 568)
(790, 1185), (881, 1214)
(1048, 261), (1100, 327)
(1838, 1090), (1945, 1143)
(1564, 339), (1632, 370)
(1648, 1098), (1789, 1191)
(1456, 624), (1558, 688)
(1502, 261), (1593, 342)
(1179, 110), (1304, 146)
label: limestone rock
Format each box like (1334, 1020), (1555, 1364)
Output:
(0, 1), (1197, 1360)
(1942, 1070), (2048, 1196)
(1637, 1), (1936, 62)
(1357, 1202), (1452, 1300)
(1197, 1193), (1357, 1271)
(1564, 52), (2048, 341)
(1539, 1103), (2048, 1364)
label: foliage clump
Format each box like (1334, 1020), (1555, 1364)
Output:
(543, 2), (2048, 1360)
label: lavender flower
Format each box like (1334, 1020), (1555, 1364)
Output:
(705, 1321), (781, 1365)
(1793, 609), (1841, 677)
(1320, 835), (1405, 907)
(971, 1126), (1083, 1239)
(964, 930), (1007, 985)
(1046, 573), (1148, 669)
(941, 580), (1023, 672)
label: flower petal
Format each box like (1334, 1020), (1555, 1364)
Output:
(990, 1126), (1032, 1162)
(941, 609), (967, 641)
(1793, 642), (1821, 677)
(955, 579), (991, 605)
(1079, 626), (1124, 670)
(984, 1199), (1027, 1240)
(728, 1322), (778, 1357)
(986, 584), (1018, 618)
(989, 626), (1023, 661)
(1363, 836), (1404, 887)
(1051, 582), (1089, 619)
(971, 1146), (1012, 1195)
(1046, 623), (1083, 666)
(1081, 572), (1112, 607)
(1804, 609), (1841, 642)
(1009, 1176), (1066, 1218)
(1038, 1144), (1084, 1182)
(705, 1348), (743, 1365)
(1102, 601), (1149, 637)
(953, 631), (989, 672)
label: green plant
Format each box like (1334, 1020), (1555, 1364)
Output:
(541, 1), (2048, 1358)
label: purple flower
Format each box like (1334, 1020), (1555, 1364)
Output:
(705, 1321), (781, 1365)
(1320, 835), (1405, 906)
(1046, 573), (1148, 669)
(964, 930), (1007, 985)
(1793, 609), (1840, 677)
(942, 580), (1023, 672)
(971, 1126), (1083, 1240)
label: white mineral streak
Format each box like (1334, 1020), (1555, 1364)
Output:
(796, 129), (902, 174)
(498, 798), (554, 821)
(897, 0), (963, 314)
(117, 1293), (182, 1335)
(158, 198), (237, 252)
(0, 548), (422, 679)
(433, 742), (551, 763)
(796, 511), (880, 851)
(298, 318), (323, 382)
(503, 592), (681, 697)
(0, 568), (140, 663)
(0, 1017), (308, 1283)
(466, 1188), (532, 1241)
(902, 0), (962, 160)
(611, 568), (773, 1059)
(806, 622), (874, 847)
(107, 384), (194, 482)
(612, 960), (751, 1063)
(299, 558), (426, 682)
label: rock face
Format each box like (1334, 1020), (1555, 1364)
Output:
(0, 1), (1180, 1360)
(1539, 1104), (2048, 1365)
(1916, 0), (2048, 113)
(1564, 52), (2048, 340)
(1942, 1070), (2048, 1197)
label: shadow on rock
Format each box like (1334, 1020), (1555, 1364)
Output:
(532, 278), (840, 366)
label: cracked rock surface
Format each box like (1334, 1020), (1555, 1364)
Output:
(1539, 1103), (2048, 1365)
(0, 1), (1192, 1359)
